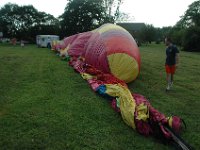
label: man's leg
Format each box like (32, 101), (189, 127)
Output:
(170, 74), (174, 87)
(170, 65), (176, 88)
(166, 73), (171, 90)
(171, 74), (173, 82)
(165, 65), (171, 91)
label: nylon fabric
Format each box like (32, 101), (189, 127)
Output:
(60, 44), (70, 57)
(97, 23), (128, 34)
(51, 23), (183, 141)
(81, 73), (94, 80)
(53, 23), (141, 83)
(136, 103), (149, 121)
(107, 53), (139, 82)
(84, 32), (110, 73)
(105, 84), (136, 129)
(168, 117), (173, 128)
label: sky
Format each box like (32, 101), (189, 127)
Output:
(0, 0), (197, 28)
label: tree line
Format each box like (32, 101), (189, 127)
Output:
(0, 0), (121, 41)
(135, 0), (200, 52)
(0, 3), (60, 42)
(0, 0), (199, 52)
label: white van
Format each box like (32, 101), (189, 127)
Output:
(36, 35), (59, 48)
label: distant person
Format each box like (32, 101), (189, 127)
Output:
(20, 40), (24, 47)
(47, 37), (51, 49)
(165, 37), (179, 91)
(11, 38), (17, 45)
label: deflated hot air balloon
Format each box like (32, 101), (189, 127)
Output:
(52, 24), (191, 149)
(54, 23), (140, 83)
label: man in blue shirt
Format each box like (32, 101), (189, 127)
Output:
(165, 37), (179, 91)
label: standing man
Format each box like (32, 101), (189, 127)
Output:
(165, 37), (179, 91)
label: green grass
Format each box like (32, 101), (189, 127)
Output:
(0, 43), (199, 150)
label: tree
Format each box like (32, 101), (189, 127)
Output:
(60, 0), (124, 37)
(167, 26), (185, 46)
(115, 12), (135, 23)
(138, 24), (156, 44)
(0, 3), (19, 38)
(175, 0), (200, 51)
(154, 28), (162, 44)
(103, 0), (123, 21)
(182, 26), (200, 51)
(60, 0), (113, 37)
(178, 0), (200, 28)
(0, 3), (60, 42)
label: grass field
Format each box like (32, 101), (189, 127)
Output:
(0, 43), (199, 150)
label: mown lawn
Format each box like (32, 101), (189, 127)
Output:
(0, 43), (199, 150)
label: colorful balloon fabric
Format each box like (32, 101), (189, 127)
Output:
(53, 23), (140, 83)
(52, 23), (182, 139)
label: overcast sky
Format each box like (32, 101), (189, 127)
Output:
(0, 0), (196, 27)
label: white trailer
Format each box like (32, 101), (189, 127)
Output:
(36, 35), (59, 48)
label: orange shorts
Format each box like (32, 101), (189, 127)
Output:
(165, 65), (176, 74)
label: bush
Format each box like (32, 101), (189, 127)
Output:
(155, 39), (161, 44)
(183, 26), (200, 52)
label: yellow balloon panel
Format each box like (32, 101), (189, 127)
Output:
(97, 24), (128, 34)
(105, 84), (136, 129)
(107, 53), (139, 83)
